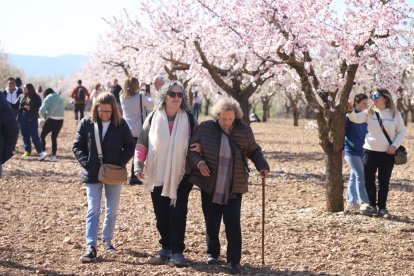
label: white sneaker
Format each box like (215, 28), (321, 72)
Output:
(49, 155), (57, 162)
(38, 151), (48, 161)
(344, 203), (359, 213)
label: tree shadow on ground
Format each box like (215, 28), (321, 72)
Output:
(5, 167), (79, 179)
(0, 260), (74, 276)
(381, 215), (414, 225)
(263, 150), (325, 163)
(190, 260), (333, 275)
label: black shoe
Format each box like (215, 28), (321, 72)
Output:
(103, 240), (116, 252)
(156, 248), (171, 261)
(207, 254), (219, 265)
(227, 262), (241, 274)
(129, 177), (142, 185)
(79, 246), (97, 262)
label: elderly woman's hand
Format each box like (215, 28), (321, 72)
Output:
(197, 161), (210, 176)
(135, 170), (145, 180)
(190, 143), (202, 153)
(260, 169), (269, 179)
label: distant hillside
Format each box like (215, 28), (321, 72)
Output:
(8, 54), (89, 78)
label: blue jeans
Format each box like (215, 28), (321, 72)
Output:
(18, 111), (42, 154)
(85, 183), (122, 248)
(344, 154), (369, 204)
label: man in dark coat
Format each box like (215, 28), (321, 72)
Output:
(0, 93), (19, 177)
(110, 79), (122, 104)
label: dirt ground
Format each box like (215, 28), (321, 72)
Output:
(1, 111), (413, 276)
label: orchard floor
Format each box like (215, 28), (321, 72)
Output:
(1, 111), (413, 276)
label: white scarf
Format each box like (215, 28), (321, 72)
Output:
(143, 109), (189, 206)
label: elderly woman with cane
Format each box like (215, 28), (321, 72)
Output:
(188, 97), (269, 274)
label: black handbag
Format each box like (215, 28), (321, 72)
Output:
(375, 112), (407, 165)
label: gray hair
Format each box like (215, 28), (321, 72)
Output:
(210, 97), (243, 120)
(154, 80), (191, 112)
(152, 74), (167, 84)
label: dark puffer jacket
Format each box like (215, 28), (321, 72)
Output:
(0, 94), (19, 164)
(188, 119), (269, 194)
(72, 117), (135, 183)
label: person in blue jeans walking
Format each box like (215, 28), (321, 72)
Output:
(344, 93), (372, 215)
(72, 92), (135, 262)
(17, 83), (46, 160)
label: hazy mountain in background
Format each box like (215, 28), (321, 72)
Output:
(8, 54), (89, 77)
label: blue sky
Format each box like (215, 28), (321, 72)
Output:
(0, 0), (140, 57)
(1, 0), (413, 57)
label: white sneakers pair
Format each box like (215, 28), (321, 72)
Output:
(38, 152), (57, 162)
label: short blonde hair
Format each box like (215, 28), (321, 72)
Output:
(91, 92), (121, 126)
(210, 97), (243, 120)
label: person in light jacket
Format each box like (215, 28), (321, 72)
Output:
(72, 92), (135, 263)
(348, 89), (406, 217)
(39, 88), (65, 161)
(120, 77), (153, 185)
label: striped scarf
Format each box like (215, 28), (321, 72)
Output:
(213, 133), (233, 205)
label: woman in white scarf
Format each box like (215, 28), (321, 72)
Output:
(134, 81), (196, 267)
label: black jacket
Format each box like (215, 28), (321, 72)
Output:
(0, 94), (19, 164)
(17, 93), (42, 121)
(72, 117), (135, 183)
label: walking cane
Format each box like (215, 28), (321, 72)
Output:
(261, 176), (265, 265)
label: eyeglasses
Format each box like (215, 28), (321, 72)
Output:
(167, 92), (184, 98)
(97, 109), (113, 114)
(371, 93), (382, 100)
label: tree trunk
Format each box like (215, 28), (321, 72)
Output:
(403, 111), (409, 126)
(293, 106), (299, 126)
(237, 96), (250, 124)
(262, 99), (269, 122)
(204, 99), (211, 116)
(325, 151), (344, 212)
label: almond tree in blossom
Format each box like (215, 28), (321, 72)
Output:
(191, 0), (413, 211)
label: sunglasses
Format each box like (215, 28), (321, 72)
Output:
(371, 93), (382, 100)
(167, 92), (184, 98)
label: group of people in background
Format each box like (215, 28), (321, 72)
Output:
(3, 77), (65, 162)
(344, 89), (406, 218)
(71, 75), (269, 274)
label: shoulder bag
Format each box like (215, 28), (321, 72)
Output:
(94, 122), (127, 184)
(375, 112), (407, 165)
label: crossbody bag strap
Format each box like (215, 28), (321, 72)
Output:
(93, 122), (104, 165)
(139, 94), (144, 125)
(375, 112), (393, 145)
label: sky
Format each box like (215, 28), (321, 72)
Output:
(1, 0), (414, 57)
(0, 0), (141, 57)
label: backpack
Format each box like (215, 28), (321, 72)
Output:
(76, 87), (85, 101)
